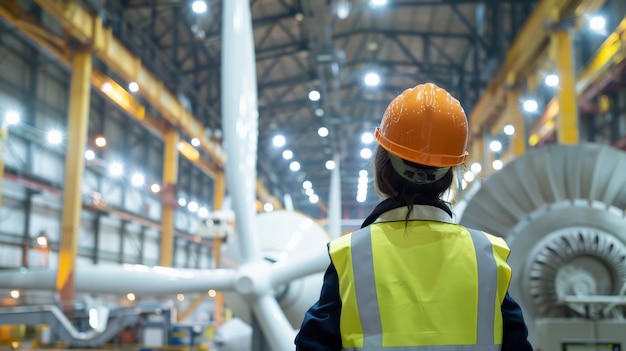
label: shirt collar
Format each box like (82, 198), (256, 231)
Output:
(375, 205), (456, 224)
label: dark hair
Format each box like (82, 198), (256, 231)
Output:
(374, 145), (453, 219)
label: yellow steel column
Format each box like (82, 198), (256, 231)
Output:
(507, 88), (526, 156)
(553, 29), (579, 144)
(57, 50), (92, 305)
(160, 128), (179, 267)
(212, 171), (226, 327)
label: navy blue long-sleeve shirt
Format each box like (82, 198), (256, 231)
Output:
(295, 263), (533, 351)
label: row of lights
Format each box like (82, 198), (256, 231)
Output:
(272, 130), (376, 204)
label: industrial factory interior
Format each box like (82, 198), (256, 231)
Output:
(1, 0), (626, 350)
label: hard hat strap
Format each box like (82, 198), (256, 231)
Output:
(389, 154), (450, 185)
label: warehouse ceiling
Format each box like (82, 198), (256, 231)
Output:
(90, 0), (534, 214)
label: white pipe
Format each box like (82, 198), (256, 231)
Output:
(561, 295), (626, 304)
(0, 265), (237, 295)
(221, 0), (262, 264)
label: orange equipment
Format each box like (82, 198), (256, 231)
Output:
(375, 82), (469, 167)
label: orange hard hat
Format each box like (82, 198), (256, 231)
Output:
(375, 82), (469, 167)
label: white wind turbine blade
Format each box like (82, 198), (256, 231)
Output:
(221, 0), (262, 264)
(251, 294), (298, 350)
(221, 0), (300, 348)
(269, 248), (330, 288)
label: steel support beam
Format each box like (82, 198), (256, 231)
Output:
(553, 29), (579, 144)
(56, 49), (92, 306)
(32, 0), (226, 165)
(160, 128), (179, 267)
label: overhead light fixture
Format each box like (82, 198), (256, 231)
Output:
(493, 159), (503, 170)
(318, 127), (329, 137)
(191, 0), (208, 14)
(289, 161), (301, 171)
(360, 148), (372, 159)
(198, 207), (209, 217)
(463, 171), (475, 182)
(370, 0), (388, 6)
(263, 203), (273, 212)
(84, 149), (96, 160)
(359, 170), (368, 177)
(191, 137), (200, 147)
(108, 162), (124, 177)
(522, 99), (538, 113)
(4, 110), (20, 125)
(364, 72), (381, 87)
(272, 135), (286, 147)
(46, 129), (63, 145)
(150, 183), (161, 193)
(335, 0), (351, 19)
(503, 124), (515, 136)
(95, 136), (107, 148)
(188, 201), (199, 212)
(303, 180), (312, 189)
(131, 173), (145, 187)
(305, 188), (315, 196)
(128, 82), (139, 92)
(308, 90), (321, 102)
(544, 74), (559, 87)
(282, 150), (293, 160)
(489, 140), (503, 153)
(361, 132), (374, 144)
(470, 162), (482, 173)
(325, 160), (336, 170)
(309, 194), (319, 204)
(178, 198), (187, 207)
(589, 15), (606, 31)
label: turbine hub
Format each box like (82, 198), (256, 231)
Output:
(234, 261), (272, 296)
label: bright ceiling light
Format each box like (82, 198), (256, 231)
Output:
(191, 0), (207, 14)
(360, 148), (372, 159)
(150, 183), (161, 193)
(364, 72), (380, 87)
(305, 188), (315, 196)
(10, 290), (19, 299)
(46, 129), (63, 145)
(314, 108), (324, 117)
(263, 203), (274, 212)
(272, 135), (286, 147)
(356, 195), (366, 203)
(370, 0), (388, 7)
(358, 176), (368, 185)
(318, 127), (329, 137)
(191, 137), (200, 147)
(493, 160), (503, 170)
(128, 82), (139, 92)
(470, 162), (482, 173)
(489, 140), (503, 153)
(309, 194), (319, 204)
(463, 171), (475, 182)
(178, 198), (187, 207)
(131, 173), (145, 187)
(361, 132), (374, 144)
(359, 170), (368, 177)
(308, 90), (321, 102)
(290, 161), (301, 171)
(198, 207), (209, 217)
(522, 99), (538, 113)
(326, 160), (336, 170)
(503, 124), (515, 136)
(188, 201), (199, 212)
(282, 150), (293, 160)
(95, 136), (107, 148)
(589, 15), (606, 31)
(84, 149), (95, 160)
(302, 180), (312, 189)
(126, 293), (135, 301)
(4, 110), (20, 125)
(108, 162), (124, 177)
(544, 74), (559, 87)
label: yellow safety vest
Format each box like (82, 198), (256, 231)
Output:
(328, 206), (511, 351)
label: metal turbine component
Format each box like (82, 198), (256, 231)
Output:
(460, 143), (626, 341)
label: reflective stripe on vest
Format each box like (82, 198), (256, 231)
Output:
(349, 226), (500, 351)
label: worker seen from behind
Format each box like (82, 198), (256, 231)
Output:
(295, 83), (533, 351)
